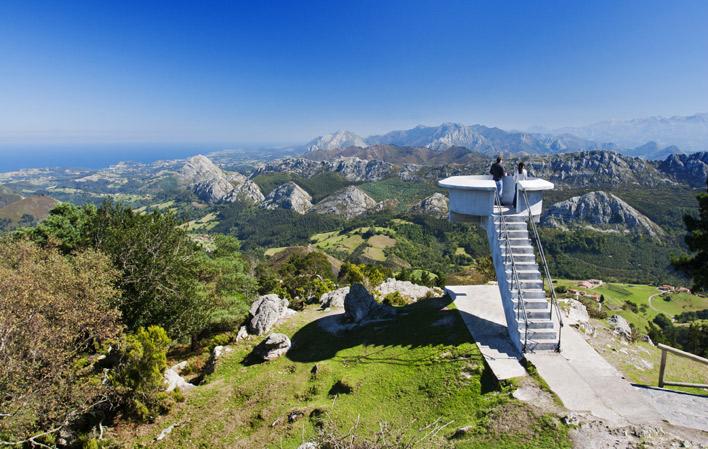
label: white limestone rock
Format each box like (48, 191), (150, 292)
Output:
(410, 192), (449, 218)
(312, 186), (378, 219)
(260, 181), (313, 214)
(253, 333), (291, 361)
(319, 286), (350, 309)
(542, 191), (664, 238)
(164, 361), (195, 392)
(376, 278), (442, 302)
(248, 294), (290, 335)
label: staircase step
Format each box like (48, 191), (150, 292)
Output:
(524, 338), (560, 351)
(511, 288), (546, 299)
(512, 298), (550, 309)
(521, 328), (558, 340)
(508, 279), (544, 289)
(505, 269), (541, 280)
(525, 319), (555, 329)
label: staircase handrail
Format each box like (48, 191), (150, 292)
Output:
(520, 188), (563, 352)
(494, 190), (529, 352)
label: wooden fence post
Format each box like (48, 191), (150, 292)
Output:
(658, 347), (667, 388)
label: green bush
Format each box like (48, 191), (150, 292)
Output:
(111, 326), (171, 422)
(382, 291), (409, 307)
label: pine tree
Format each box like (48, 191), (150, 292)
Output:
(674, 180), (708, 292)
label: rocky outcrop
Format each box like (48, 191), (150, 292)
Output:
(312, 186), (379, 219)
(179, 155), (264, 204)
(247, 294), (291, 335)
(658, 151), (708, 187)
(609, 315), (632, 340)
(527, 150), (672, 187)
(376, 278), (442, 301)
(252, 333), (291, 361)
(541, 191), (664, 238)
(410, 192), (449, 218)
(252, 157), (393, 182)
(164, 361), (195, 392)
(260, 182), (313, 214)
(344, 283), (394, 323)
(319, 286), (350, 309)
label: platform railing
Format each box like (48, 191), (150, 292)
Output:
(494, 189), (529, 352)
(521, 188), (563, 352)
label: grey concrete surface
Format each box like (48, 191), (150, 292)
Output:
(447, 284), (528, 380)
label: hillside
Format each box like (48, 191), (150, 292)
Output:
(119, 302), (572, 448)
(541, 191), (665, 238)
(0, 195), (59, 229)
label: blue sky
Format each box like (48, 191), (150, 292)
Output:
(1, 0), (707, 145)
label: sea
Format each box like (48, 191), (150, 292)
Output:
(0, 143), (253, 172)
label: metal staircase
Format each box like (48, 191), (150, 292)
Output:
(489, 190), (562, 352)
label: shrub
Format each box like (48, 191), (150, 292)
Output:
(382, 291), (409, 307)
(555, 285), (568, 294)
(0, 239), (122, 442)
(111, 326), (171, 422)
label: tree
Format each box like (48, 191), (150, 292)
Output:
(674, 180), (708, 291)
(25, 202), (256, 341)
(0, 239), (122, 443)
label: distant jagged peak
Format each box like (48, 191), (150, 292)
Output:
(305, 130), (368, 152)
(542, 191), (664, 239)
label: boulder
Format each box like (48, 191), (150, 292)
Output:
(344, 283), (394, 323)
(319, 286), (350, 308)
(376, 278), (442, 302)
(164, 361), (195, 392)
(609, 315), (632, 340)
(564, 299), (593, 334)
(248, 294), (290, 335)
(253, 333), (291, 361)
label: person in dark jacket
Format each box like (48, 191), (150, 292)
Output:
(490, 156), (506, 203)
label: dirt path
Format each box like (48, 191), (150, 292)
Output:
(647, 291), (662, 313)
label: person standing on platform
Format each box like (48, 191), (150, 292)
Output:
(490, 155), (506, 204)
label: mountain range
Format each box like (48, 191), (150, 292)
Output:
(303, 113), (708, 159)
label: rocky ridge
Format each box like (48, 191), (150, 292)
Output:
(179, 155), (264, 204)
(657, 151), (708, 187)
(541, 191), (665, 238)
(253, 157), (393, 182)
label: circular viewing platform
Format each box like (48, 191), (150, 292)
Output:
(438, 175), (554, 220)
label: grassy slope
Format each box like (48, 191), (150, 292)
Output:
(123, 301), (570, 449)
(358, 178), (439, 210)
(555, 279), (708, 331)
(587, 321), (708, 396)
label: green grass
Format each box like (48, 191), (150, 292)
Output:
(311, 227), (398, 263)
(555, 279), (708, 332)
(122, 300), (571, 448)
(590, 321), (708, 396)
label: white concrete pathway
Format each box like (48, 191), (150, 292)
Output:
(447, 284), (527, 380)
(448, 284), (664, 427)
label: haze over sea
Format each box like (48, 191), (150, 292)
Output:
(0, 143), (243, 171)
